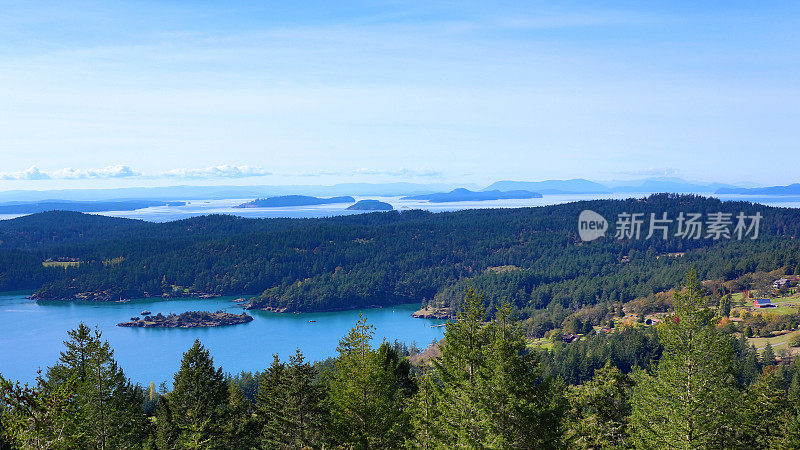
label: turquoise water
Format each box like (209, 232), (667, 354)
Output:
(0, 292), (445, 385)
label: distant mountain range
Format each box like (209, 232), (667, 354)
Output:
(0, 182), (469, 203)
(604, 177), (739, 193)
(4, 178), (800, 208)
(402, 188), (542, 203)
(715, 184), (800, 195)
(0, 200), (183, 214)
(484, 179), (609, 194)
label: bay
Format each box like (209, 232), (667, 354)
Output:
(0, 292), (445, 385)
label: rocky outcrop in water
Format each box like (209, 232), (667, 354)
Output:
(117, 310), (253, 328)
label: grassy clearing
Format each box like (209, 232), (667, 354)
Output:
(732, 292), (800, 316)
(42, 261), (80, 268)
(747, 329), (800, 352)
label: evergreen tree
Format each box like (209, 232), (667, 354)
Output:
(257, 350), (327, 449)
(737, 368), (790, 448)
(761, 342), (777, 366)
(405, 370), (440, 449)
(564, 362), (633, 449)
(256, 354), (289, 446)
(0, 374), (83, 449)
(326, 314), (408, 449)
(421, 292), (564, 448)
(718, 294), (732, 318)
(164, 339), (229, 449)
(224, 383), (258, 449)
(45, 324), (150, 449)
(631, 271), (739, 449)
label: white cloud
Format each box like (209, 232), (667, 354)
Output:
(163, 165), (271, 179)
(0, 166), (51, 180)
(52, 165), (139, 179)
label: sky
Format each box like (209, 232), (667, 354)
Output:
(1, 1), (798, 191)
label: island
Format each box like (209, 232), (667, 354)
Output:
(0, 200), (185, 214)
(117, 310), (253, 328)
(401, 188), (542, 203)
(345, 199), (393, 211)
(236, 195), (355, 208)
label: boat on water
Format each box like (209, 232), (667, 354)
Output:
(309, 320), (317, 323)
(141, 310), (151, 315)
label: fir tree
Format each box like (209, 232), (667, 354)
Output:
(564, 362), (633, 449)
(0, 373), (83, 449)
(761, 342), (777, 366)
(421, 292), (565, 448)
(257, 350), (327, 449)
(166, 339), (229, 449)
(631, 271), (739, 449)
(45, 324), (150, 449)
(326, 314), (408, 449)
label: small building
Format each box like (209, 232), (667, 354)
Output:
(753, 298), (775, 308)
(561, 334), (579, 343)
(773, 278), (791, 289)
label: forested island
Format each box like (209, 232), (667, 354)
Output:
(401, 187), (542, 202)
(235, 195), (355, 207)
(345, 199), (393, 210)
(2, 194), (800, 340)
(117, 310), (253, 328)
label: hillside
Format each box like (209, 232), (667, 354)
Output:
(2, 195), (800, 330)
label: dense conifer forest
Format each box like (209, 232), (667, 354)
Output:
(2, 195), (800, 325)
(2, 276), (800, 448)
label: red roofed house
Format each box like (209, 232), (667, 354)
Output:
(753, 298), (775, 308)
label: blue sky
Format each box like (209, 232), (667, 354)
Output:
(1, 1), (798, 189)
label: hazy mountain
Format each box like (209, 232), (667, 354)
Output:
(483, 179), (609, 194)
(0, 200), (183, 214)
(716, 183), (800, 195)
(403, 188), (542, 203)
(0, 182), (467, 203)
(604, 177), (740, 193)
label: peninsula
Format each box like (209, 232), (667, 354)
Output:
(236, 195), (355, 208)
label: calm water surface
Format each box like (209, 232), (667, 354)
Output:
(0, 292), (445, 385)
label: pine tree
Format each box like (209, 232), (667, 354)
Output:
(564, 362), (633, 449)
(420, 292), (564, 448)
(257, 350), (327, 449)
(761, 342), (777, 366)
(738, 368), (790, 448)
(224, 383), (258, 449)
(166, 339), (229, 449)
(718, 294), (732, 318)
(283, 350), (327, 447)
(405, 370), (440, 449)
(256, 354), (289, 447)
(0, 373), (83, 450)
(631, 271), (739, 449)
(44, 324), (150, 449)
(326, 314), (408, 449)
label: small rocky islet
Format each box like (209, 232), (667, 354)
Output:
(117, 310), (253, 328)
